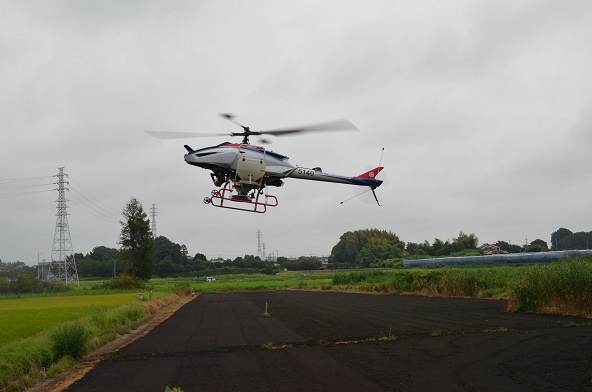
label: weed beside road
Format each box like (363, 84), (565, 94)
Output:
(332, 256), (592, 317)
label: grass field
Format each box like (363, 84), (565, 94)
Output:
(153, 272), (334, 294)
(0, 293), (140, 346)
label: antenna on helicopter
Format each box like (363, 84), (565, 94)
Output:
(340, 188), (373, 205)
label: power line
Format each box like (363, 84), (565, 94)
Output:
(0, 182), (54, 191)
(68, 196), (119, 223)
(0, 175), (54, 185)
(67, 189), (119, 222)
(68, 175), (120, 217)
(0, 175), (55, 198)
(0, 189), (54, 199)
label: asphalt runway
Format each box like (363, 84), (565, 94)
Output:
(66, 291), (592, 391)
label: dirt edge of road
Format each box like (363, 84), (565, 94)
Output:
(26, 294), (198, 392)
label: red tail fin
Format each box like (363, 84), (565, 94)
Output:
(355, 167), (383, 179)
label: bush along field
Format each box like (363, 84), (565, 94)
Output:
(508, 256), (592, 315)
(332, 256), (592, 317)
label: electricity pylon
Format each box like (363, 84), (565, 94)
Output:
(49, 167), (79, 286)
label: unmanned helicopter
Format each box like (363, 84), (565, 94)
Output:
(146, 114), (384, 213)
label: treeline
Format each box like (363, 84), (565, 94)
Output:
(328, 227), (591, 268)
(74, 236), (328, 278)
(4, 227), (589, 283)
(328, 229), (482, 268)
(551, 228), (592, 251)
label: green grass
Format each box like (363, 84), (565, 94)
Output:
(508, 257), (592, 315)
(147, 272), (334, 294)
(331, 257), (592, 317)
(0, 293), (141, 346)
(0, 300), (148, 390)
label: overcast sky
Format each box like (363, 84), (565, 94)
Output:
(2, 0), (591, 265)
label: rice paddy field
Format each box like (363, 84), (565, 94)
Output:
(0, 293), (140, 346)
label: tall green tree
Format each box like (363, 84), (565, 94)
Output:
(452, 232), (479, 251)
(119, 197), (154, 280)
(153, 236), (185, 278)
(551, 228), (573, 250)
(330, 229), (404, 264)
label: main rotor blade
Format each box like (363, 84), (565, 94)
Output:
(260, 119), (358, 136)
(144, 130), (230, 139)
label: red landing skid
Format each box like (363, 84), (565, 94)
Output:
(204, 187), (278, 213)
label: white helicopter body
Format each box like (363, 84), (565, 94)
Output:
(147, 116), (383, 213)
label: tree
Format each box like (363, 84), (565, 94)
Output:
(193, 253), (207, 262)
(551, 228), (573, 251)
(527, 239), (548, 252)
(119, 197), (154, 280)
(330, 229), (405, 265)
(76, 246), (122, 277)
(495, 240), (522, 254)
(155, 256), (177, 278)
(154, 236), (183, 263)
(452, 232), (479, 251)
(281, 256), (321, 271)
(356, 243), (403, 267)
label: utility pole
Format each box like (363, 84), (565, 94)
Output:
(37, 253), (46, 280)
(150, 204), (157, 239)
(49, 167), (79, 286)
(263, 242), (266, 261)
(257, 230), (262, 258)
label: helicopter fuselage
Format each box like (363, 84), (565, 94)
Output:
(184, 142), (384, 190)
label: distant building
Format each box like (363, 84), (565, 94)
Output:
(479, 243), (507, 255)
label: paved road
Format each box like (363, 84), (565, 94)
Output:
(66, 291), (592, 392)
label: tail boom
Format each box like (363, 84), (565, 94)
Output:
(285, 166), (384, 188)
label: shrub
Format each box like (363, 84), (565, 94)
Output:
(0, 273), (70, 294)
(50, 322), (89, 359)
(332, 270), (389, 285)
(108, 274), (146, 290)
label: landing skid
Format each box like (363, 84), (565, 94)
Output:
(204, 187), (278, 213)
